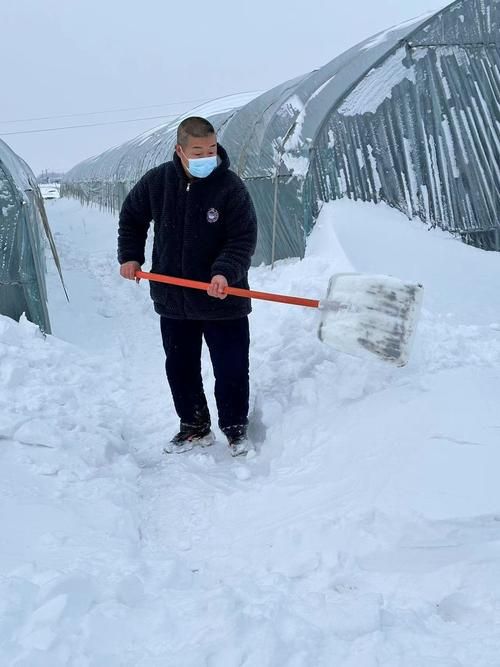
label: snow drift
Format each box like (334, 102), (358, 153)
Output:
(1, 197), (500, 666)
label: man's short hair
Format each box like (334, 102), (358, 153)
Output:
(177, 117), (216, 147)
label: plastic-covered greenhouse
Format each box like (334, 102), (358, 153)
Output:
(0, 139), (62, 333)
(63, 0), (499, 265)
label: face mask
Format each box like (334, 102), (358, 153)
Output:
(180, 148), (217, 178)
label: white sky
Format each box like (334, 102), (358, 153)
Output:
(0, 0), (449, 175)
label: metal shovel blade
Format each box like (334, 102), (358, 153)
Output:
(318, 273), (423, 366)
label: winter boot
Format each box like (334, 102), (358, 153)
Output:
(223, 425), (251, 457)
(163, 422), (215, 454)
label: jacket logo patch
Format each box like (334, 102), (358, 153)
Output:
(206, 208), (219, 224)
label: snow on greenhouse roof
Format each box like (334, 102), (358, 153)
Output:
(361, 11), (436, 51)
(275, 13), (435, 155)
(61, 0), (499, 264)
(212, 10), (435, 180)
(64, 0), (496, 190)
(64, 90), (262, 184)
(337, 47), (418, 116)
(182, 91), (262, 119)
(132, 90), (261, 146)
(65, 11), (436, 185)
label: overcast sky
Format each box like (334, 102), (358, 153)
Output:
(1, 0), (449, 175)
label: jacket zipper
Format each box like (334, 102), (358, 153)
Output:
(181, 180), (191, 317)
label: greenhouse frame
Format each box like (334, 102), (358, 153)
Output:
(63, 0), (499, 264)
(0, 139), (62, 333)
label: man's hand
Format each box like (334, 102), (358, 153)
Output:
(120, 260), (141, 282)
(207, 275), (228, 299)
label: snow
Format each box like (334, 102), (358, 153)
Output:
(2, 196), (500, 664)
(283, 108), (306, 151)
(360, 12), (434, 52)
(403, 137), (418, 207)
(281, 153), (309, 177)
(279, 94), (310, 175)
(279, 94), (304, 117)
(441, 118), (460, 178)
(186, 91), (261, 118)
(281, 75), (339, 156)
(436, 51), (453, 100)
(367, 144), (382, 192)
(133, 91), (261, 147)
(338, 48), (416, 116)
(310, 74), (336, 99)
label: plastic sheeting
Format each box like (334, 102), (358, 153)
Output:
(0, 140), (53, 332)
(310, 0), (500, 252)
(62, 0), (499, 264)
(62, 92), (261, 212)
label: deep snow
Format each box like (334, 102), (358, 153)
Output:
(1, 197), (500, 666)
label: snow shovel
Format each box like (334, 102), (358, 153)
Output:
(135, 270), (423, 367)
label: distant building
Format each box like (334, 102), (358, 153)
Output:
(63, 0), (499, 263)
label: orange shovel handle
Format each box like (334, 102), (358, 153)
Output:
(135, 270), (320, 309)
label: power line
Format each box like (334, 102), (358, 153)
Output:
(0, 89), (261, 137)
(0, 97), (210, 124)
(0, 113), (182, 137)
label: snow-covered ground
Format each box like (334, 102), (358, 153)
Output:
(2, 196), (500, 666)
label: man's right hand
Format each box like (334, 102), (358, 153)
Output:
(120, 260), (141, 281)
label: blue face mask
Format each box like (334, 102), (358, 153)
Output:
(186, 155), (217, 179)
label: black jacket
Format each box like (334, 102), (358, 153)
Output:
(117, 145), (257, 320)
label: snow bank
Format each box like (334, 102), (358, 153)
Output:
(1, 196), (500, 665)
(317, 198), (500, 324)
(0, 314), (144, 665)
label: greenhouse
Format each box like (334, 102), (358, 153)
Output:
(62, 0), (499, 264)
(0, 139), (62, 333)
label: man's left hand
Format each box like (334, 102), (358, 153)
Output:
(208, 275), (228, 299)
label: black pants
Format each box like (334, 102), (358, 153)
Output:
(160, 316), (250, 431)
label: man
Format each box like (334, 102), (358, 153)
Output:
(118, 116), (257, 457)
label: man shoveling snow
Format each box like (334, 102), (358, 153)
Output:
(118, 116), (257, 457)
